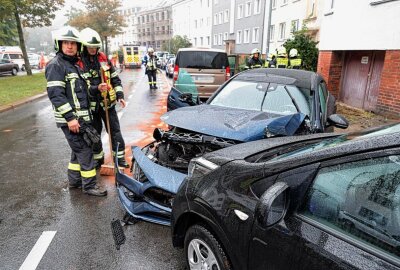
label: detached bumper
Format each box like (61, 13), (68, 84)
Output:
(115, 146), (187, 226)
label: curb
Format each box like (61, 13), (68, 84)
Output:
(0, 92), (47, 113)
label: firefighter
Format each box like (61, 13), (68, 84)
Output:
(144, 48), (158, 89)
(247, 48), (263, 69)
(45, 26), (107, 196)
(265, 53), (277, 68)
(276, 47), (289, 68)
(288, 48), (302, 69)
(79, 27), (129, 168)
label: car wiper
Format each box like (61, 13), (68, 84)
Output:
(283, 85), (300, 113)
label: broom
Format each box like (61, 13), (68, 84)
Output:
(99, 66), (116, 176)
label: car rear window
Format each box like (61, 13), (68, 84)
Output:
(177, 51), (228, 69)
(9, 53), (23, 60)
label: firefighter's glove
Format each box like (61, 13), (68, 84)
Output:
(79, 121), (101, 147)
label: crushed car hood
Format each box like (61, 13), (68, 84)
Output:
(161, 105), (306, 142)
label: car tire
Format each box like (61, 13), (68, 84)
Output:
(184, 224), (232, 270)
(11, 67), (18, 76)
(21, 65), (25, 71)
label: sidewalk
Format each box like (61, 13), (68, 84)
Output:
(0, 92), (47, 113)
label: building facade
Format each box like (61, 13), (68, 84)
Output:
(211, 0), (266, 55)
(317, 0), (400, 116)
(172, 0), (212, 48)
(110, 6), (141, 52)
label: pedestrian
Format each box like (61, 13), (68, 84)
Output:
(288, 48), (302, 69)
(45, 26), (107, 196)
(143, 48), (158, 89)
(247, 48), (263, 69)
(79, 27), (129, 169)
(276, 47), (289, 68)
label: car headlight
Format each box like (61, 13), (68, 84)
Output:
(188, 157), (219, 178)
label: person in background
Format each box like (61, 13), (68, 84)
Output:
(143, 47), (158, 89)
(247, 48), (263, 69)
(288, 48), (302, 69)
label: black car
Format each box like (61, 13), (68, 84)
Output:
(0, 58), (18, 76)
(172, 124), (400, 270)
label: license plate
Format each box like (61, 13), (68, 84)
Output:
(193, 76), (213, 83)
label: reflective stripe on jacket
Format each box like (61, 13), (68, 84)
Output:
(276, 57), (289, 68)
(46, 53), (93, 127)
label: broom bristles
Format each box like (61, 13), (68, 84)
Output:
(100, 164), (115, 176)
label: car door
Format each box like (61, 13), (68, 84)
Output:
(248, 164), (320, 270)
(292, 151), (400, 270)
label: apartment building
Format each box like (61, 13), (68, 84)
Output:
(317, 0), (400, 116)
(211, 0), (266, 55)
(110, 6), (141, 52)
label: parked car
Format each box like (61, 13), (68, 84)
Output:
(0, 46), (25, 71)
(28, 53), (40, 69)
(0, 58), (19, 76)
(172, 48), (230, 100)
(165, 57), (175, 78)
(115, 68), (348, 226)
(161, 53), (175, 69)
(172, 123), (400, 270)
(155, 51), (169, 68)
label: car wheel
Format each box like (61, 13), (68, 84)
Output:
(21, 65), (25, 71)
(11, 67), (18, 76)
(184, 224), (232, 270)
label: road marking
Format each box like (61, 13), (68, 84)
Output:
(19, 231), (57, 270)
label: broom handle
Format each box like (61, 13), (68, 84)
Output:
(100, 67), (114, 166)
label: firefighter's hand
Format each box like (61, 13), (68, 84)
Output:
(98, 83), (108, 92)
(118, 98), (126, 108)
(68, 119), (80, 133)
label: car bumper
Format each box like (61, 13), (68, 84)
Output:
(115, 146), (187, 226)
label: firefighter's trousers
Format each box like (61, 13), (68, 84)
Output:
(147, 70), (157, 89)
(61, 127), (97, 190)
(92, 105), (126, 162)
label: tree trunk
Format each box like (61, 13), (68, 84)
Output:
(14, 8), (32, 76)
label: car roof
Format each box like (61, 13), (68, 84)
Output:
(235, 68), (322, 90)
(178, 47), (226, 53)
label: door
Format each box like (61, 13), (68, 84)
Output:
(341, 51), (384, 111)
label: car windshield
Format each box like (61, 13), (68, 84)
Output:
(209, 80), (311, 115)
(272, 123), (400, 160)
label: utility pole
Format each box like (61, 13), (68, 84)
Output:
(264, 0), (273, 55)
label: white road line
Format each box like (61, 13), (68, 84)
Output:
(19, 231), (57, 270)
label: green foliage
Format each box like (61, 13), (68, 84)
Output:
(161, 35), (191, 54)
(0, 73), (46, 106)
(67, 0), (126, 54)
(0, 17), (18, 45)
(283, 27), (319, 71)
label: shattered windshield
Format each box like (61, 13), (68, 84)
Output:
(209, 81), (311, 115)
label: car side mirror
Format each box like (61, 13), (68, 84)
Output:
(255, 182), (290, 227)
(327, 114), (349, 129)
(179, 93), (196, 106)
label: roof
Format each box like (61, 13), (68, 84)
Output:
(178, 47), (226, 53)
(235, 68), (321, 90)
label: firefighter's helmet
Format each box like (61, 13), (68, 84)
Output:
(148, 47), (154, 53)
(277, 47), (287, 57)
(289, 48), (298, 58)
(251, 48), (260, 56)
(52, 26), (82, 52)
(80, 28), (102, 48)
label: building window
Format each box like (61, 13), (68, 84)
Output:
(223, 32), (228, 41)
(243, 29), (250, 43)
(236, 30), (242, 44)
(218, 33), (223, 45)
(194, 20), (198, 28)
(252, 27), (259, 43)
(201, 37), (204, 46)
(213, 34), (218, 45)
(272, 0), (276, 9)
(237, 4), (244, 19)
(308, 0), (316, 17)
(207, 36), (210, 45)
(254, 0), (261, 14)
(214, 14), (218, 25)
(245, 2), (251, 17)
(200, 18), (204, 27)
(218, 12), (223, 24)
(207, 17), (211, 26)
(194, 38), (197, 46)
(282, 0), (288, 5)
(224, 9), (229, 23)
(279, 22), (286, 40)
(291, 19), (299, 33)
(324, 0), (334, 15)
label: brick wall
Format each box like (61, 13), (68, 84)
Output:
(317, 51), (343, 98)
(376, 50), (400, 117)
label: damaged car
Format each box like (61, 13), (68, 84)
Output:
(116, 68), (349, 226)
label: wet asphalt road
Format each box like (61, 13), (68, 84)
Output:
(0, 68), (186, 269)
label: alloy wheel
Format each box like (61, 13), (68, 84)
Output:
(188, 238), (220, 270)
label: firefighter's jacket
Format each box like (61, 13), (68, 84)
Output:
(248, 57), (263, 69)
(144, 55), (157, 72)
(276, 57), (289, 68)
(81, 52), (123, 110)
(46, 53), (94, 127)
(289, 57), (302, 69)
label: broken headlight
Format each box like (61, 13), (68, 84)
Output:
(188, 157), (219, 178)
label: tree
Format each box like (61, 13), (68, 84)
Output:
(161, 35), (192, 55)
(0, 0), (64, 75)
(67, 0), (126, 55)
(283, 26), (319, 71)
(0, 17), (18, 45)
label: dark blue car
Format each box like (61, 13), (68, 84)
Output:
(116, 68), (348, 226)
